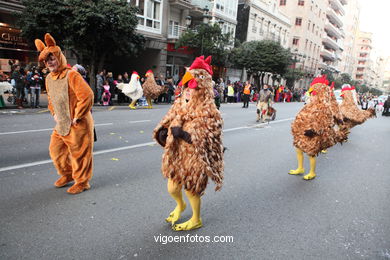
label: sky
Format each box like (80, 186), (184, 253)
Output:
(358, 0), (390, 58)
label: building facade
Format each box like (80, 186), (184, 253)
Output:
(339, 0), (359, 76)
(354, 31), (373, 85)
(0, 0), (37, 72)
(279, 0), (329, 88)
(236, 0), (291, 49)
(320, 0), (347, 73)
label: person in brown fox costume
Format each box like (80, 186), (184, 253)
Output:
(289, 75), (340, 180)
(339, 85), (375, 139)
(142, 70), (166, 109)
(153, 56), (224, 231)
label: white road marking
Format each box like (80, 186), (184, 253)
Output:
(129, 120), (151, 124)
(0, 123), (114, 136)
(0, 118), (294, 172)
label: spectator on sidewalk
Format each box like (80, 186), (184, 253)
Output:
(29, 68), (43, 108)
(96, 70), (104, 105)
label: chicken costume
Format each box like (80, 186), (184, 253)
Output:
(142, 70), (165, 108)
(35, 33), (94, 194)
(117, 71), (143, 109)
(289, 76), (339, 180)
(339, 84), (375, 139)
(153, 56), (224, 231)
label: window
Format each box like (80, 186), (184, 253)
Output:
(168, 20), (179, 37)
(293, 38), (299, 45)
(130, 0), (162, 32)
(280, 0), (287, 5)
(295, 18), (302, 26)
(307, 21), (311, 30)
(298, 0), (304, 6)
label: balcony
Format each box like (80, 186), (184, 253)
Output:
(329, 0), (345, 16)
(168, 24), (187, 40)
(169, 0), (193, 9)
(0, 0), (24, 13)
(326, 8), (343, 28)
(320, 48), (336, 61)
(325, 21), (343, 39)
(191, 0), (211, 9)
(339, 0), (348, 5)
(322, 36), (342, 51)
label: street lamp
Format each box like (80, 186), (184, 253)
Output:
(200, 7), (212, 55)
(185, 16), (192, 27)
(203, 7), (211, 24)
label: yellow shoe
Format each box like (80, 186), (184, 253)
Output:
(289, 168), (305, 175)
(321, 149), (327, 154)
(129, 105), (136, 109)
(165, 203), (186, 225)
(172, 218), (202, 231)
(303, 172), (316, 180)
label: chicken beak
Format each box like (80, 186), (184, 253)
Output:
(179, 71), (194, 86)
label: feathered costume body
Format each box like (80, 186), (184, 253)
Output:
(142, 70), (165, 100)
(153, 56), (224, 196)
(117, 72), (143, 101)
(339, 86), (375, 132)
(291, 79), (338, 157)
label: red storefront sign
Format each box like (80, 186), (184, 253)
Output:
(167, 43), (194, 55)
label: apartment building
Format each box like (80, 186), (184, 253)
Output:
(236, 0), (291, 49)
(279, 0), (329, 88)
(339, 0), (359, 76)
(320, 0), (347, 73)
(354, 31), (372, 84)
(130, 0), (238, 80)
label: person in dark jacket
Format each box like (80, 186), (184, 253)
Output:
(11, 65), (25, 109)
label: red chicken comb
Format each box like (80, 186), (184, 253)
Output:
(310, 75), (329, 86)
(189, 55), (213, 75)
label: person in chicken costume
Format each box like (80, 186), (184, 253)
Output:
(153, 56), (224, 231)
(289, 75), (339, 180)
(35, 33), (94, 194)
(142, 70), (166, 109)
(339, 84), (375, 139)
(117, 71), (143, 109)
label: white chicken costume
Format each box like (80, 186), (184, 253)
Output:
(117, 71), (144, 109)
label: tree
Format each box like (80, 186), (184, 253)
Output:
(284, 68), (305, 89)
(175, 23), (232, 67)
(230, 40), (292, 88)
(17, 0), (144, 90)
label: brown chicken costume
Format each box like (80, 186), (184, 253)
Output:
(35, 33), (94, 194)
(153, 56), (224, 231)
(142, 70), (166, 108)
(289, 76), (340, 180)
(339, 85), (375, 139)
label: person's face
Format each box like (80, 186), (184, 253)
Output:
(263, 85), (268, 89)
(45, 54), (59, 72)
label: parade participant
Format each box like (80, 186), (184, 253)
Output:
(142, 70), (166, 109)
(289, 75), (339, 180)
(256, 84), (273, 122)
(339, 85), (375, 139)
(242, 81), (251, 108)
(116, 71), (143, 109)
(35, 33), (94, 194)
(153, 55), (224, 231)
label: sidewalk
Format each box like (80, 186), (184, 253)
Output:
(1, 93), (49, 109)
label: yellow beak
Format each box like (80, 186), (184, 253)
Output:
(308, 87), (314, 93)
(180, 71), (194, 86)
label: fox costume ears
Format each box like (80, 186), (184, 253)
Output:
(34, 33), (62, 62)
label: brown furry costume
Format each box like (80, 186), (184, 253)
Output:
(291, 78), (338, 157)
(35, 33), (94, 194)
(142, 70), (166, 100)
(153, 57), (224, 196)
(339, 86), (375, 136)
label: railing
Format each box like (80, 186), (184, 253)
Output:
(191, 0), (211, 9)
(168, 24), (188, 39)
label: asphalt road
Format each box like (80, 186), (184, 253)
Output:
(0, 102), (389, 260)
